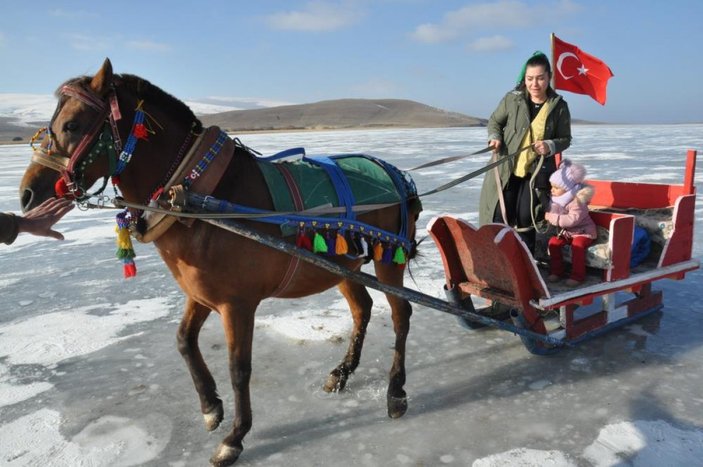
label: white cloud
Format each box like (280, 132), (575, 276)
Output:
(65, 33), (109, 51)
(411, 0), (581, 44)
(266, 1), (364, 32)
(126, 40), (171, 53)
(467, 35), (514, 52)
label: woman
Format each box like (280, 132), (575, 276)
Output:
(478, 51), (572, 252)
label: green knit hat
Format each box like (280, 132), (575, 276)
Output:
(516, 50), (548, 85)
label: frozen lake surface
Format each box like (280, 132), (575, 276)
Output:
(1, 125), (702, 466)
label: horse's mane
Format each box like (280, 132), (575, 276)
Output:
(57, 74), (203, 133)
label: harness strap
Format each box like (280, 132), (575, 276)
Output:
(304, 155), (356, 219)
(271, 164), (304, 297)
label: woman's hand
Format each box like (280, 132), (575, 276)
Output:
(17, 198), (74, 240)
(533, 140), (550, 156)
(488, 139), (502, 152)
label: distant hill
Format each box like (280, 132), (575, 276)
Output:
(0, 117), (42, 144)
(201, 98), (486, 132)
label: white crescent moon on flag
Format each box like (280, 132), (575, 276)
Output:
(556, 52), (580, 80)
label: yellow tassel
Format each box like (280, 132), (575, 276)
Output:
(335, 233), (348, 255)
(116, 225), (133, 249)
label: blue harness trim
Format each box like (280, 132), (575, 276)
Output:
(189, 193), (414, 252)
(303, 155), (357, 219)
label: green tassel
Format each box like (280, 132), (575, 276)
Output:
(393, 246), (406, 265)
(313, 232), (328, 253)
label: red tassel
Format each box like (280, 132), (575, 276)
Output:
(296, 231), (312, 250)
(123, 261), (137, 278)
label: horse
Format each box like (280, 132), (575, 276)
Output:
(19, 59), (422, 466)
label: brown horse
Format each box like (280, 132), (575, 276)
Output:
(19, 59), (421, 466)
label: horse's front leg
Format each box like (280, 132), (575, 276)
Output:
(375, 262), (412, 418)
(210, 300), (257, 467)
(324, 279), (372, 392)
(176, 297), (223, 431)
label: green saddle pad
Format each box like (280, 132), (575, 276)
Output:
(257, 155), (402, 214)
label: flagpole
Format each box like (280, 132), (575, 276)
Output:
(550, 32), (555, 89)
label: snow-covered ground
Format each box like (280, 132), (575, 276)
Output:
(1, 126), (702, 466)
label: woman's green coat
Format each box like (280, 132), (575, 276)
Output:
(478, 89), (572, 226)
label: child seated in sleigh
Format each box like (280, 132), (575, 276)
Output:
(545, 159), (597, 287)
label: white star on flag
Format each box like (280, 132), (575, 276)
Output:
(577, 64), (589, 75)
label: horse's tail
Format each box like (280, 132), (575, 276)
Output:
(406, 195), (423, 261)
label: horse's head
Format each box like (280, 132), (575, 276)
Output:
(20, 58), (202, 212)
(20, 58), (119, 211)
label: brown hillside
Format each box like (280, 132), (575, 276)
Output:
(201, 98), (486, 132)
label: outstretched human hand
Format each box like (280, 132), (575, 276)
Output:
(17, 198), (74, 240)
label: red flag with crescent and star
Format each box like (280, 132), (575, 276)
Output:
(551, 34), (614, 105)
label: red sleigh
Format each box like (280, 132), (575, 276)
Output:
(429, 150), (699, 354)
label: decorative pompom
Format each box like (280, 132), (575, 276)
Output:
(133, 123), (149, 140)
(55, 178), (70, 198)
(335, 233), (348, 255)
(393, 246), (406, 265)
(373, 241), (383, 261)
(313, 232), (328, 253)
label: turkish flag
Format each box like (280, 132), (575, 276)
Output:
(552, 34), (614, 105)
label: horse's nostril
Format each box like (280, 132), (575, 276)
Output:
(20, 189), (34, 213)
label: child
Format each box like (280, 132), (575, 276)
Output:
(545, 159), (597, 286)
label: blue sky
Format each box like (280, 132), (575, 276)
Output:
(1, 0), (701, 123)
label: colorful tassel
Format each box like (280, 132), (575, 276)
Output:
(115, 210), (137, 278)
(382, 245), (394, 264)
(122, 259), (137, 278)
(296, 230), (312, 250)
(373, 241), (383, 261)
(393, 246), (407, 265)
(325, 233), (336, 256)
(313, 232), (328, 253)
(335, 233), (348, 255)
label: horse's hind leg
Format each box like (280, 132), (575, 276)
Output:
(374, 262), (412, 418)
(176, 297), (223, 432)
(323, 278), (373, 393)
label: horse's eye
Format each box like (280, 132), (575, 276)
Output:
(63, 121), (80, 132)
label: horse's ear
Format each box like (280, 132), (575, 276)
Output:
(90, 58), (113, 96)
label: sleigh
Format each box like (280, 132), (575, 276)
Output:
(428, 149), (699, 354)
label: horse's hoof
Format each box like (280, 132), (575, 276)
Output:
(203, 401), (224, 432)
(323, 369), (346, 393)
(387, 395), (408, 419)
(210, 443), (242, 466)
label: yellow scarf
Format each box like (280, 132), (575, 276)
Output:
(513, 101), (551, 177)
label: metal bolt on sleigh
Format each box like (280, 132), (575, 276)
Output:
(19, 59), (699, 466)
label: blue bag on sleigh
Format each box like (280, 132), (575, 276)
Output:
(630, 225), (651, 268)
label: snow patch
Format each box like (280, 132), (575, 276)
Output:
(0, 297), (173, 367)
(0, 409), (171, 466)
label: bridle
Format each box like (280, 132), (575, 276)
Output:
(30, 83), (134, 200)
